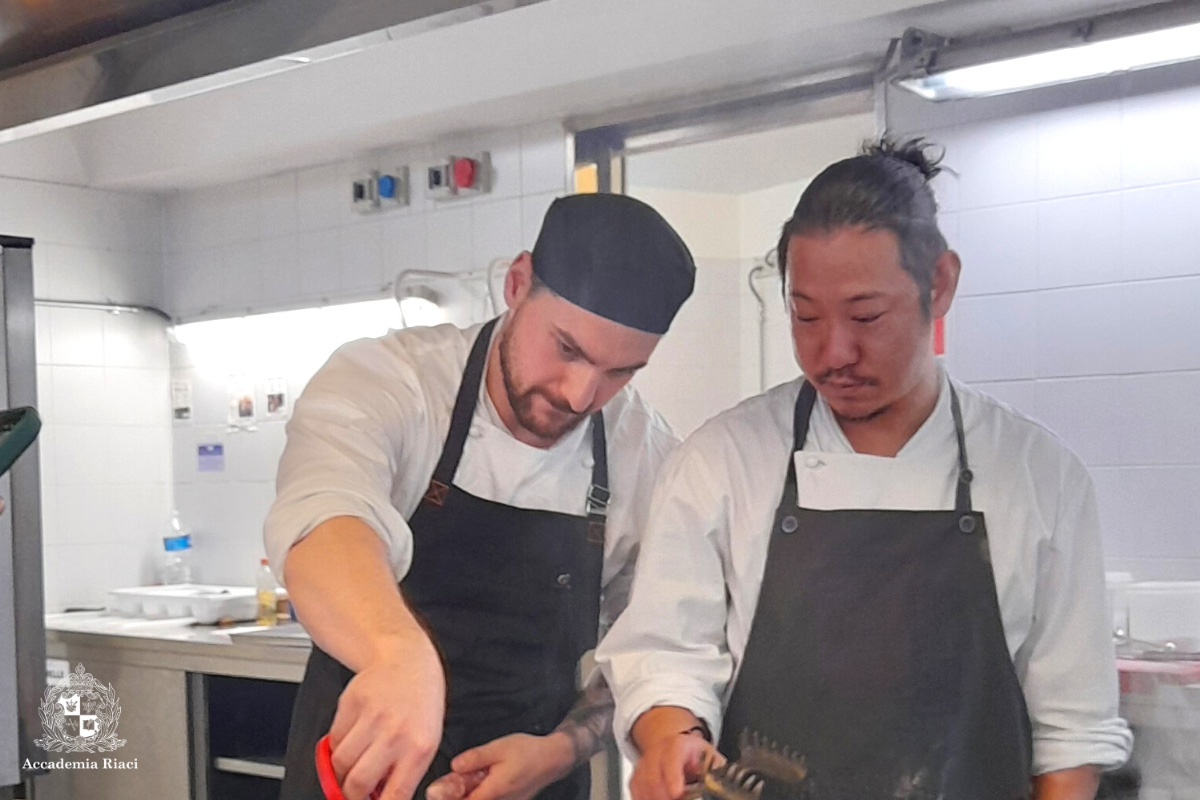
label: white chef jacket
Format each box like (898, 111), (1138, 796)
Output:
(596, 366), (1133, 775)
(264, 317), (679, 632)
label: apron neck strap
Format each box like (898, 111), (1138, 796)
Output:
(429, 317), (611, 525)
(948, 383), (973, 514)
(586, 411), (610, 539)
(779, 382), (819, 511)
(431, 317), (498, 488)
(786, 378), (974, 514)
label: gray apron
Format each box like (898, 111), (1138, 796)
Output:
(719, 381), (1032, 800)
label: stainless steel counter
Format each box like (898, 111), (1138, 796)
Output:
(38, 612), (312, 799)
(40, 613), (615, 800)
(44, 611), (312, 682)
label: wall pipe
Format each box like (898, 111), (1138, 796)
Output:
(747, 248), (779, 393)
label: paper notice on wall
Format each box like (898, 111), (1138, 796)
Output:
(266, 377), (288, 418)
(198, 443), (225, 473)
(228, 375), (256, 429)
(172, 378), (193, 421)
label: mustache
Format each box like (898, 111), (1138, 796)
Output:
(531, 389), (589, 418)
(514, 386), (590, 420)
(815, 368), (878, 386)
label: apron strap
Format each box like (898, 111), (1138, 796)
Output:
(424, 316), (612, 534)
(585, 411), (609, 544)
(784, 379), (976, 515)
(427, 318), (499, 496)
(777, 381), (818, 512)
(948, 384), (974, 515)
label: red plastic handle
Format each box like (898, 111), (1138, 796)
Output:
(316, 734), (383, 800)
(316, 735), (348, 800)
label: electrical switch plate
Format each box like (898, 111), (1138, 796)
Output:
(427, 153), (492, 201)
(351, 173), (380, 213)
(377, 167), (410, 208)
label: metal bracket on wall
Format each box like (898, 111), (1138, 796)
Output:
(568, 59), (879, 193)
(34, 298), (173, 324)
(880, 28), (948, 84)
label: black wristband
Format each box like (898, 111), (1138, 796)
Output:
(681, 721), (712, 743)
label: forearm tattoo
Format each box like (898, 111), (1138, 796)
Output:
(553, 673), (615, 765)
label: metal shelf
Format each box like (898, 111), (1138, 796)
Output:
(213, 756), (286, 781)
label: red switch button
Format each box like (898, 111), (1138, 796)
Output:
(453, 158), (477, 189)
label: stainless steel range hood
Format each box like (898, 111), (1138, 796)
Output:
(0, 0), (237, 73)
(0, 0), (541, 141)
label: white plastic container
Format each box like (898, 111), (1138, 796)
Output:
(107, 584), (257, 624)
(1126, 580), (1200, 649)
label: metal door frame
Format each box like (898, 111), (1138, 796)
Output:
(0, 236), (44, 789)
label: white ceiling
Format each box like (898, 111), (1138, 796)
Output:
(627, 113), (879, 194)
(0, 0), (1166, 192)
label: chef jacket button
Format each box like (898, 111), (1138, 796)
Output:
(958, 515), (977, 534)
(556, 573), (572, 588)
(781, 515), (799, 534)
(582, 456), (595, 468)
(804, 456), (821, 469)
(469, 424), (483, 438)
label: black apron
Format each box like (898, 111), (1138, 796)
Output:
(718, 381), (1032, 800)
(281, 318), (607, 800)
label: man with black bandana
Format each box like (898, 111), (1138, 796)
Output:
(597, 141), (1132, 800)
(268, 194), (695, 800)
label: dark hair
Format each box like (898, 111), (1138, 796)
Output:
(774, 137), (948, 315)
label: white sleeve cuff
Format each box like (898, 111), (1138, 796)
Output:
(1032, 719), (1134, 774)
(263, 490), (412, 587)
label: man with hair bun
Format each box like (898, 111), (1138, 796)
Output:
(597, 140), (1132, 800)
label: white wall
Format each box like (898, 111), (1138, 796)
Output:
(629, 172), (836, 435)
(0, 176), (171, 612)
(164, 124), (571, 585)
(625, 186), (754, 436)
(888, 63), (1200, 580)
(738, 179), (812, 400)
(162, 123), (567, 321)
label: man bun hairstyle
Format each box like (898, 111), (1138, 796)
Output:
(774, 137), (949, 316)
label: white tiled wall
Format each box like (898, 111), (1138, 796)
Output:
(0, 176), (172, 611)
(628, 180), (808, 437)
(169, 328), (366, 586)
(164, 124), (571, 581)
(162, 123), (569, 320)
(633, 256), (751, 437)
(39, 310), (173, 611)
(890, 71), (1200, 580)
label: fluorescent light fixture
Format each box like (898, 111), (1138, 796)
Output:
(171, 299), (405, 373)
(899, 20), (1200, 101)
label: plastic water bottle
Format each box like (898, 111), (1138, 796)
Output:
(160, 535), (194, 584)
(256, 558), (278, 627)
(160, 512), (194, 585)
